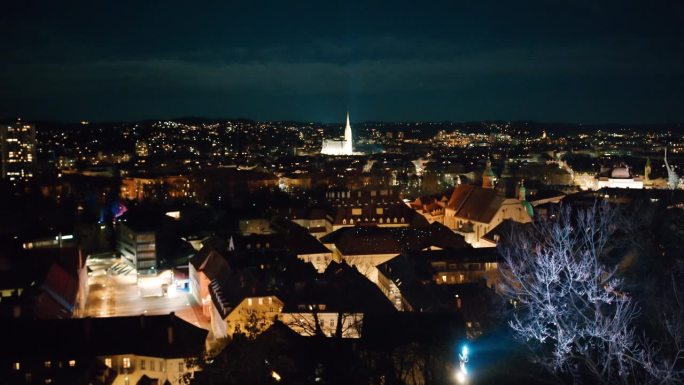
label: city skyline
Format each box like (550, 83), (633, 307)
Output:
(2, 2), (684, 385)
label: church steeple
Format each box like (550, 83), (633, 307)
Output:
(518, 179), (527, 201)
(344, 111), (353, 154)
(482, 157), (496, 189)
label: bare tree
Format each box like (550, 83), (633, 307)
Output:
(284, 305), (363, 338)
(498, 203), (683, 384)
(637, 265), (684, 385)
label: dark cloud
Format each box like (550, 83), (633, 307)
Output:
(1, 0), (683, 122)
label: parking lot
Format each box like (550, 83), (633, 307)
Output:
(83, 256), (209, 330)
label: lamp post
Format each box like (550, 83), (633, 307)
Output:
(454, 344), (469, 384)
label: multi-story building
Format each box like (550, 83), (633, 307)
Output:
(1, 121), (36, 181)
(0, 314), (207, 385)
(118, 224), (157, 275)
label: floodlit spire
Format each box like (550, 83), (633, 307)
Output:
(344, 111), (353, 154)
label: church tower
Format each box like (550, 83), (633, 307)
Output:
(482, 157), (496, 189)
(344, 112), (353, 154)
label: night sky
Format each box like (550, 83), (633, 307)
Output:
(1, 0), (683, 123)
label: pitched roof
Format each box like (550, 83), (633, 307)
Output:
(0, 313), (207, 360)
(320, 226), (405, 255)
(282, 261), (396, 314)
(446, 184), (505, 223)
(320, 224), (467, 256)
(407, 247), (501, 264)
(190, 244), (233, 280)
(376, 254), (440, 311)
(481, 219), (533, 245)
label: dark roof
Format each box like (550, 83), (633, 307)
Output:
(0, 247), (84, 318)
(407, 247), (501, 264)
(481, 219), (533, 244)
(320, 224), (467, 256)
(282, 261), (396, 314)
(0, 313), (207, 360)
(277, 206), (328, 221)
(210, 269), (269, 318)
(446, 184), (505, 223)
(0, 247), (83, 290)
(376, 254), (441, 311)
(320, 226), (405, 255)
(190, 246), (232, 281)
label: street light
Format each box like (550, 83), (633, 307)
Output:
(454, 368), (467, 384)
(454, 343), (470, 384)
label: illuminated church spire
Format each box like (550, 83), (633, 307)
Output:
(320, 111), (355, 155)
(344, 111), (353, 154)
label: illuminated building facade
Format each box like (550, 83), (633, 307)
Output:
(1, 121), (36, 181)
(596, 164), (644, 189)
(321, 112), (353, 155)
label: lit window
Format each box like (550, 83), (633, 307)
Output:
(44, 361), (51, 368)
(45, 379), (52, 384)
(248, 298), (253, 306)
(104, 358), (112, 368)
(178, 362), (184, 372)
(68, 360), (76, 367)
(258, 298), (263, 305)
(122, 357), (131, 369)
(140, 359), (145, 370)
(13, 362), (20, 371)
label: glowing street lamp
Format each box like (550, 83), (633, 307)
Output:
(454, 344), (469, 384)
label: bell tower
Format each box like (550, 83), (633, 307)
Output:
(482, 157), (496, 189)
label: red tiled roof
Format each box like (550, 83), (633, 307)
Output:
(446, 185), (504, 223)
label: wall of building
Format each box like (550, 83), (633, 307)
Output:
(281, 311), (363, 338)
(297, 252), (333, 273)
(222, 296), (283, 338)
